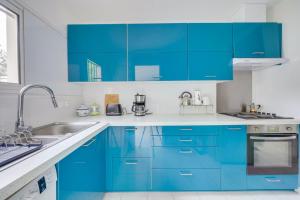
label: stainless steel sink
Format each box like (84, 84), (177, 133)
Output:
(32, 122), (99, 136)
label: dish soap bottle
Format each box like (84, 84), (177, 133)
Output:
(90, 103), (101, 116)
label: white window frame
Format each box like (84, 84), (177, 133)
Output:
(0, 0), (24, 91)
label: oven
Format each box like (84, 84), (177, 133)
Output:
(247, 125), (298, 175)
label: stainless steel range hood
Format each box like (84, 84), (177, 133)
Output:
(233, 58), (288, 71)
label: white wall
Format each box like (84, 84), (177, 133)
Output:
(82, 82), (216, 115)
(0, 8), (82, 135)
(252, 0), (300, 118)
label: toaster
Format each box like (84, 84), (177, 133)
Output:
(106, 104), (123, 116)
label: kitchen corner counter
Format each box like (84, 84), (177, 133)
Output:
(1, 113), (299, 199)
(72, 113), (300, 126)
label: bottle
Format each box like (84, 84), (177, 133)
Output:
(193, 90), (202, 105)
(90, 103), (100, 116)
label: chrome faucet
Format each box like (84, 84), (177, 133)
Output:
(15, 84), (58, 134)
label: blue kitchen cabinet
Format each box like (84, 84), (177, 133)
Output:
(188, 23), (233, 52)
(68, 24), (127, 82)
(247, 175), (298, 190)
(57, 130), (107, 200)
(106, 126), (152, 191)
(68, 52), (127, 82)
(128, 24), (188, 81)
(220, 126), (247, 190)
(233, 23), (282, 58)
(152, 169), (221, 191)
(188, 51), (233, 80)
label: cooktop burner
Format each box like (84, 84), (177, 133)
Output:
(221, 112), (294, 120)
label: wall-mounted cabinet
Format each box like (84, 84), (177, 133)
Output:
(233, 23), (282, 58)
(67, 23), (282, 82)
(68, 24), (127, 82)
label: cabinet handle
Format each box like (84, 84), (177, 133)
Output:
(227, 127), (242, 131)
(93, 77), (102, 80)
(179, 128), (193, 131)
(83, 138), (96, 147)
(204, 75), (217, 78)
(265, 178), (281, 183)
(125, 161), (138, 165)
(152, 76), (163, 79)
(252, 51), (265, 55)
(180, 173), (193, 176)
(125, 128), (137, 131)
(179, 150), (193, 154)
(178, 139), (193, 142)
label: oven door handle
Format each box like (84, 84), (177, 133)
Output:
(250, 136), (297, 141)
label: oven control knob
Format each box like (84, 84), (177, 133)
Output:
(286, 127), (293, 131)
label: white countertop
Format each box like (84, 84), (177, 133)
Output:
(0, 113), (299, 199)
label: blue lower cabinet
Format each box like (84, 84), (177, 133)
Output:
(152, 135), (218, 147)
(220, 126), (247, 190)
(153, 146), (219, 168)
(247, 175), (298, 190)
(152, 169), (221, 191)
(160, 126), (220, 136)
(110, 158), (151, 191)
(57, 130), (106, 200)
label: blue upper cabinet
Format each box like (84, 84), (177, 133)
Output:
(187, 23), (233, 80)
(128, 24), (188, 81)
(68, 24), (126, 53)
(233, 23), (282, 58)
(68, 24), (127, 82)
(188, 23), (233, 52)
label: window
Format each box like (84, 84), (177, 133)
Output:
(0, 1), (21, 84)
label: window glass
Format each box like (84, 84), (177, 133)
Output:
(0, 4), (19, 84)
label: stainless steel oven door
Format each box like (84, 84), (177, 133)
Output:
(247, 134), (298, 174)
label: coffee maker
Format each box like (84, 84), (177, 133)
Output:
(131, 93), (149, 116)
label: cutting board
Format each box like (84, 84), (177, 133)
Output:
(105, 94), (119, 106)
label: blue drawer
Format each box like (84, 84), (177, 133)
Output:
(152, 169), (220, 191)
(111, 173), (150, 191)
(112, 158), (150, 173)
(153, 147), (219, 168)
(160, 126), (220, 136)
(247, 175), (298, 190)
(152, 135), (217, 147)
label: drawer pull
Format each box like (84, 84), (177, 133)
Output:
(265, 178), (281, 183)
(178, 139), (193, 142)
(227, 128), (242, 131)
(204, 75), (217, 78)
(83, 138), (96, 147)
(125, 161), (138, 165)
(179, 128), (193, 131)
(252, 51), (265, 55)
(179, 150), (193, 154)
(125, 128), (137, 131)
(180, 173), (193, 176)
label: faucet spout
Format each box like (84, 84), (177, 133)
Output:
(15, 84), (58, 134)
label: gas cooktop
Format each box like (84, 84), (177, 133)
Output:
(221, 112), (294, 120)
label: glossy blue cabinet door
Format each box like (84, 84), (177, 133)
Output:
(247, 175), (298, 190)
(106, 127), (152, 191)
(68, 52), (127, 82)
(188, 23), (233, 51)
(220, 126), (247, 190)
(188, 51), (233, 80)
(233, 23), (282, 58)
(57, 130), (106, 200)
(68, 24), (127, 82)
(128, 52), (188, 81)
(128, 24), (188, 81)
(128, 24), (187, 52)
(68, 24), (126, 53)
(152, 169), (221, 191)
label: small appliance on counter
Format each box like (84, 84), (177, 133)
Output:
(76, 104), (90, 117)
(131, 93), (151, 116)
(179, 91), (193, 106)
(106, 104), (123, 116)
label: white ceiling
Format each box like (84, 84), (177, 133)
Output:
(17, 0), (282, 34)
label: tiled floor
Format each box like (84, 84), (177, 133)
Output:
(103, 191), (300, 200)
